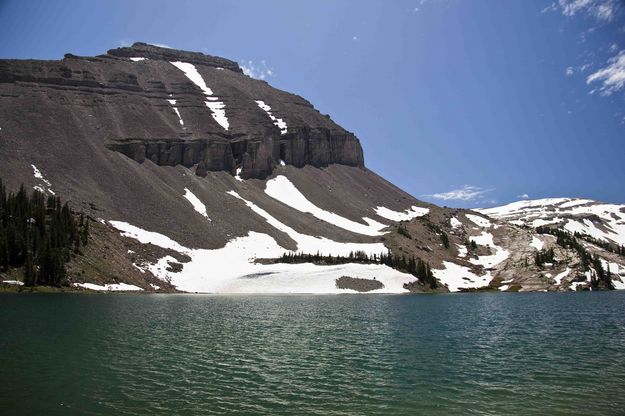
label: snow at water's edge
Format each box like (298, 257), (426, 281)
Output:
(74, 283), (143, 291)
(109, 218), (414, 294)
(433, 261), (491, 292)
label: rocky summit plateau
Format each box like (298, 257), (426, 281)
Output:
(1, 43), (624, 293)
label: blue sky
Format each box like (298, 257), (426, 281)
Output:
(0, 0), (623, 207)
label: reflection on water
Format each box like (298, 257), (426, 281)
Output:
(1, 292), (625, 415)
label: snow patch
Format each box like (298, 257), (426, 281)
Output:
(432, 261), (492, 292)
(235, 167), (243, 182)
(183, 188), (210, 220)
(2, 280), (24, 286)
(167, 97), (185, 126)
(265, 175), (388, 236)
(456, 244), (467, 258)
(31, 164), (55, 195)
(129, 57), (146, 62)
(228, 191), (385, 257)
(255, 100), (287, 135)
(450, 217), (462, 228)
(553, 268), (571, 285)
(374, 205), (430, 222)
(469, 232), (509, 268)
(170, 61), (229, 130)
(530, 236), (544, 251)
(466, 214), (492, 228)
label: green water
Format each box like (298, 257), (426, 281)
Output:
(1, 292), (625, 415)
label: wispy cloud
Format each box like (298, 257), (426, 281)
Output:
(555, 0), (620, 21)
(425, 185), (494, 201)
(517, 193), (530, 199)
(565, 66), (575, 76)
(587, 50), (625, 95)
(240, 60), (274, 80)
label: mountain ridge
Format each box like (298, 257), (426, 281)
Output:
(1, 43), (624, 293)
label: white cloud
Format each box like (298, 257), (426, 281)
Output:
(240, 60), (274, 80)
(566, 66), (575, 76)
(587, 50), (625, 95)
(517, 193), (530, 199)
(352, 35), (359, 41)
(425, 185), (494, 201)
(556, 0), (620, 21)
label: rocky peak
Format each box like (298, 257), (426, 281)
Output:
(106, 42), (242, 73)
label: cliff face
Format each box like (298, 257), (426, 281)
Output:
(0, 42), (363, 179)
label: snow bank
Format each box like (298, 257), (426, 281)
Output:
(74, 283), (143, 291)
(255, 100), (287, 135)
(374, 205), (430, 222)
(109, 218), (412, 294)
(265, 175), (388, 236)
(432, 261), (492, 292)
(170, 61), (229, 130)
(184, 188), (210, 220)
(130, 57), (146, 62)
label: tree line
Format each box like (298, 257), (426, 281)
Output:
(0, 180), (89, 286)
(536, 226), (614, 290)
(277, 250), (438, 288)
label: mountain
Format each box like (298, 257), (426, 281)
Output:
(1, 43), (624, 293)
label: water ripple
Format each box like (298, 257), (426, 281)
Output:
(1, 292), (625, 415)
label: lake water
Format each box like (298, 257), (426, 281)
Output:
(1, 292), (625, 415)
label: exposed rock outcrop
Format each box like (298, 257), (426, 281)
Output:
(0, 42), (364, 180)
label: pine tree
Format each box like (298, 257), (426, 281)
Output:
(441, 232), (449, 249)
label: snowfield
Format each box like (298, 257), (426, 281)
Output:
(478, 198), (625, 245)
(466, 214), (492, 228)
(110, 219), (414, 294)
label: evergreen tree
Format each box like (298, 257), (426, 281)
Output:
(441, 232), (449, 249)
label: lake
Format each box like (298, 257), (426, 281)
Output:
(1, 291), (625, 415)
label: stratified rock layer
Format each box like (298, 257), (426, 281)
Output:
(0, 42), (364, 179)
